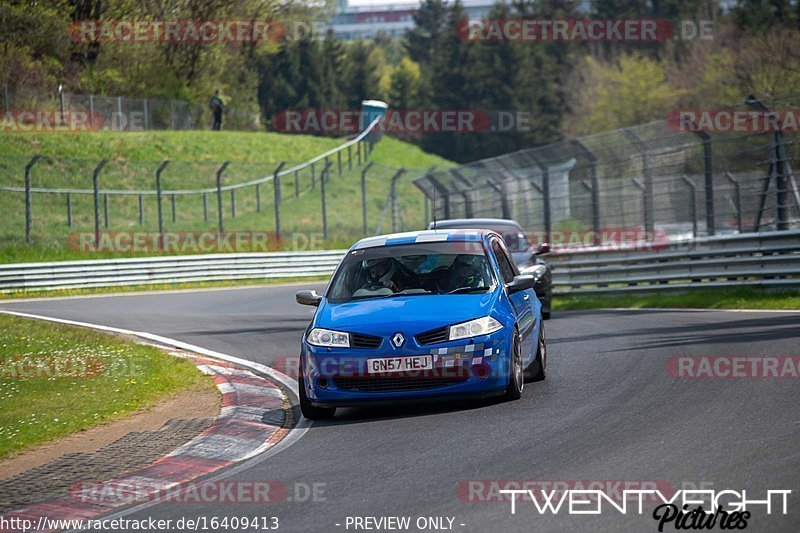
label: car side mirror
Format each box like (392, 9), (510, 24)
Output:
(535, 242), (551, 255)
(506, 274), (535, 295)
(296, 289), (323, 307)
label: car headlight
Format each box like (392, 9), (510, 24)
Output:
(307, 328), (350, 347)
(449, 316), (503, 341)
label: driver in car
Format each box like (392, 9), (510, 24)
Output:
(362, 257), (410, 293)
(439, 255), (486, 293)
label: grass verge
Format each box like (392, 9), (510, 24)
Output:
(0, 314), (215, 458)
(553, 287), (800, 311)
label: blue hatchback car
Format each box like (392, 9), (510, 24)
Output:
(294, 229), (547, 419)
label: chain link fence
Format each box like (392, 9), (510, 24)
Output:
(414, 95), (800, 248)
(2, 84), (259, 132)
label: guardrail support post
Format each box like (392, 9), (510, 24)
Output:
(256, 184), (261, 213)
(93, 159), (109, 248)
(272, 162), (286, 242)
(681, 176), (698, 239)
(24, 155), (45, 244)
(66, 193), (72, 227)
(723, 172), (742, 233)
(321, 161), (332, 240)
(215, 161), (229, 233)
(138, 194), (144, 225)
(361, 162), (374, 235)
(202, 193), (208, 222)
(390, 168), (406, 233)
(623, 129), (655, 236)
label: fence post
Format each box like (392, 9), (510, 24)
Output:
(155, 160), (169, 248)
(528, 155), (551, 244)
(723, 172), (742, 233)
(203, 193), (208, 222)
(631, 178), (647, 232)
(427, 173), (450, 220)
(23, 155), (45, 244)
(272, 162), (286, 242)
(3, 84), (9, 112)
(681, 176), (698, 239)
(361, 162), (374, 235)
(171, 194), (176, 223)
(66, 193), (72, 227)
(138, 194), (144, 225)
(338, 150), (342, 176)
(92, 159), (108, 248)
(690, 129), (716, 235)
(103, 194), (109, 228)
(230, 190), (236, 218)
(256, 184), (261, 213)
(294, 169), (300, 198)
(348, 145), (352, 170)
(486, 176), (511, 219)
(143, 99), (149, 131)
(215, 162), (229, 232)
(570, 140), (600, 245)
(623, 129), (655, 236)
(311, 162), (316, 189)
(390, 168), (407, 232)
(321, 161), (332, 240)
(357, 141), (362, 165)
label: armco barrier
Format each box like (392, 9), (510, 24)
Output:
(1, 231), (798, 295)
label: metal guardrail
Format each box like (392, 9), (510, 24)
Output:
(1, 230), (798, 295)
(548, 230), (800, 296)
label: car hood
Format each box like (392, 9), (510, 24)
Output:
(316, 291), (499, 335)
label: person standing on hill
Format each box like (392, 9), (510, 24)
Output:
(209, 90), (226, 131)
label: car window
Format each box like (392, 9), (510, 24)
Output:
(327, 241), (496, 302)
(492, 239), (516, 284)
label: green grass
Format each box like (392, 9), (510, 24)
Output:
(0, 131), (453, 263)
(0, 314), (215, 458)
(553, 287), (800, 311)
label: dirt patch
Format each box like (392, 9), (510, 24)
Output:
(0, 387), (219, 481)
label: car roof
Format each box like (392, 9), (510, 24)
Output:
(352, 229), (495, 250)
(428, 218), (523, 230)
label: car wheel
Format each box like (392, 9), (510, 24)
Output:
(502, 329), (523, 401)
(299, 375), (336, 420)
(525, 322), (547, 382)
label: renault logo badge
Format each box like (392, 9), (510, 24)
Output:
(391, 332), (405, 348)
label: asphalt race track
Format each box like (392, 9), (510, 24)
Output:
(3, 285), (799, 532)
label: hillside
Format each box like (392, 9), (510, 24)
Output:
(0, 131), (453, 263)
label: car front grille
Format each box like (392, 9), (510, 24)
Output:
(334, 372), (469, 393)
(350, 332), (382, 348)
(415, 326), (449, 345)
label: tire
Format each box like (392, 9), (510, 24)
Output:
(502, 329), (524, 401)
(299, 375), (336, 420)
(525, 322), (547, 382)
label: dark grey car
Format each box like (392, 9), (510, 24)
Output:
(428, 218), (552, 319)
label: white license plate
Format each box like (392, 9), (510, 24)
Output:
(367, 355), (432, 374)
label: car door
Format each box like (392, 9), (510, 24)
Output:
(491, 237), (536, 362)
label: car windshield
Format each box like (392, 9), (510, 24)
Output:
(327, 242), (497, 303)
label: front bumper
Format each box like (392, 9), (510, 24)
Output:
(300, 329), (512, 407)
